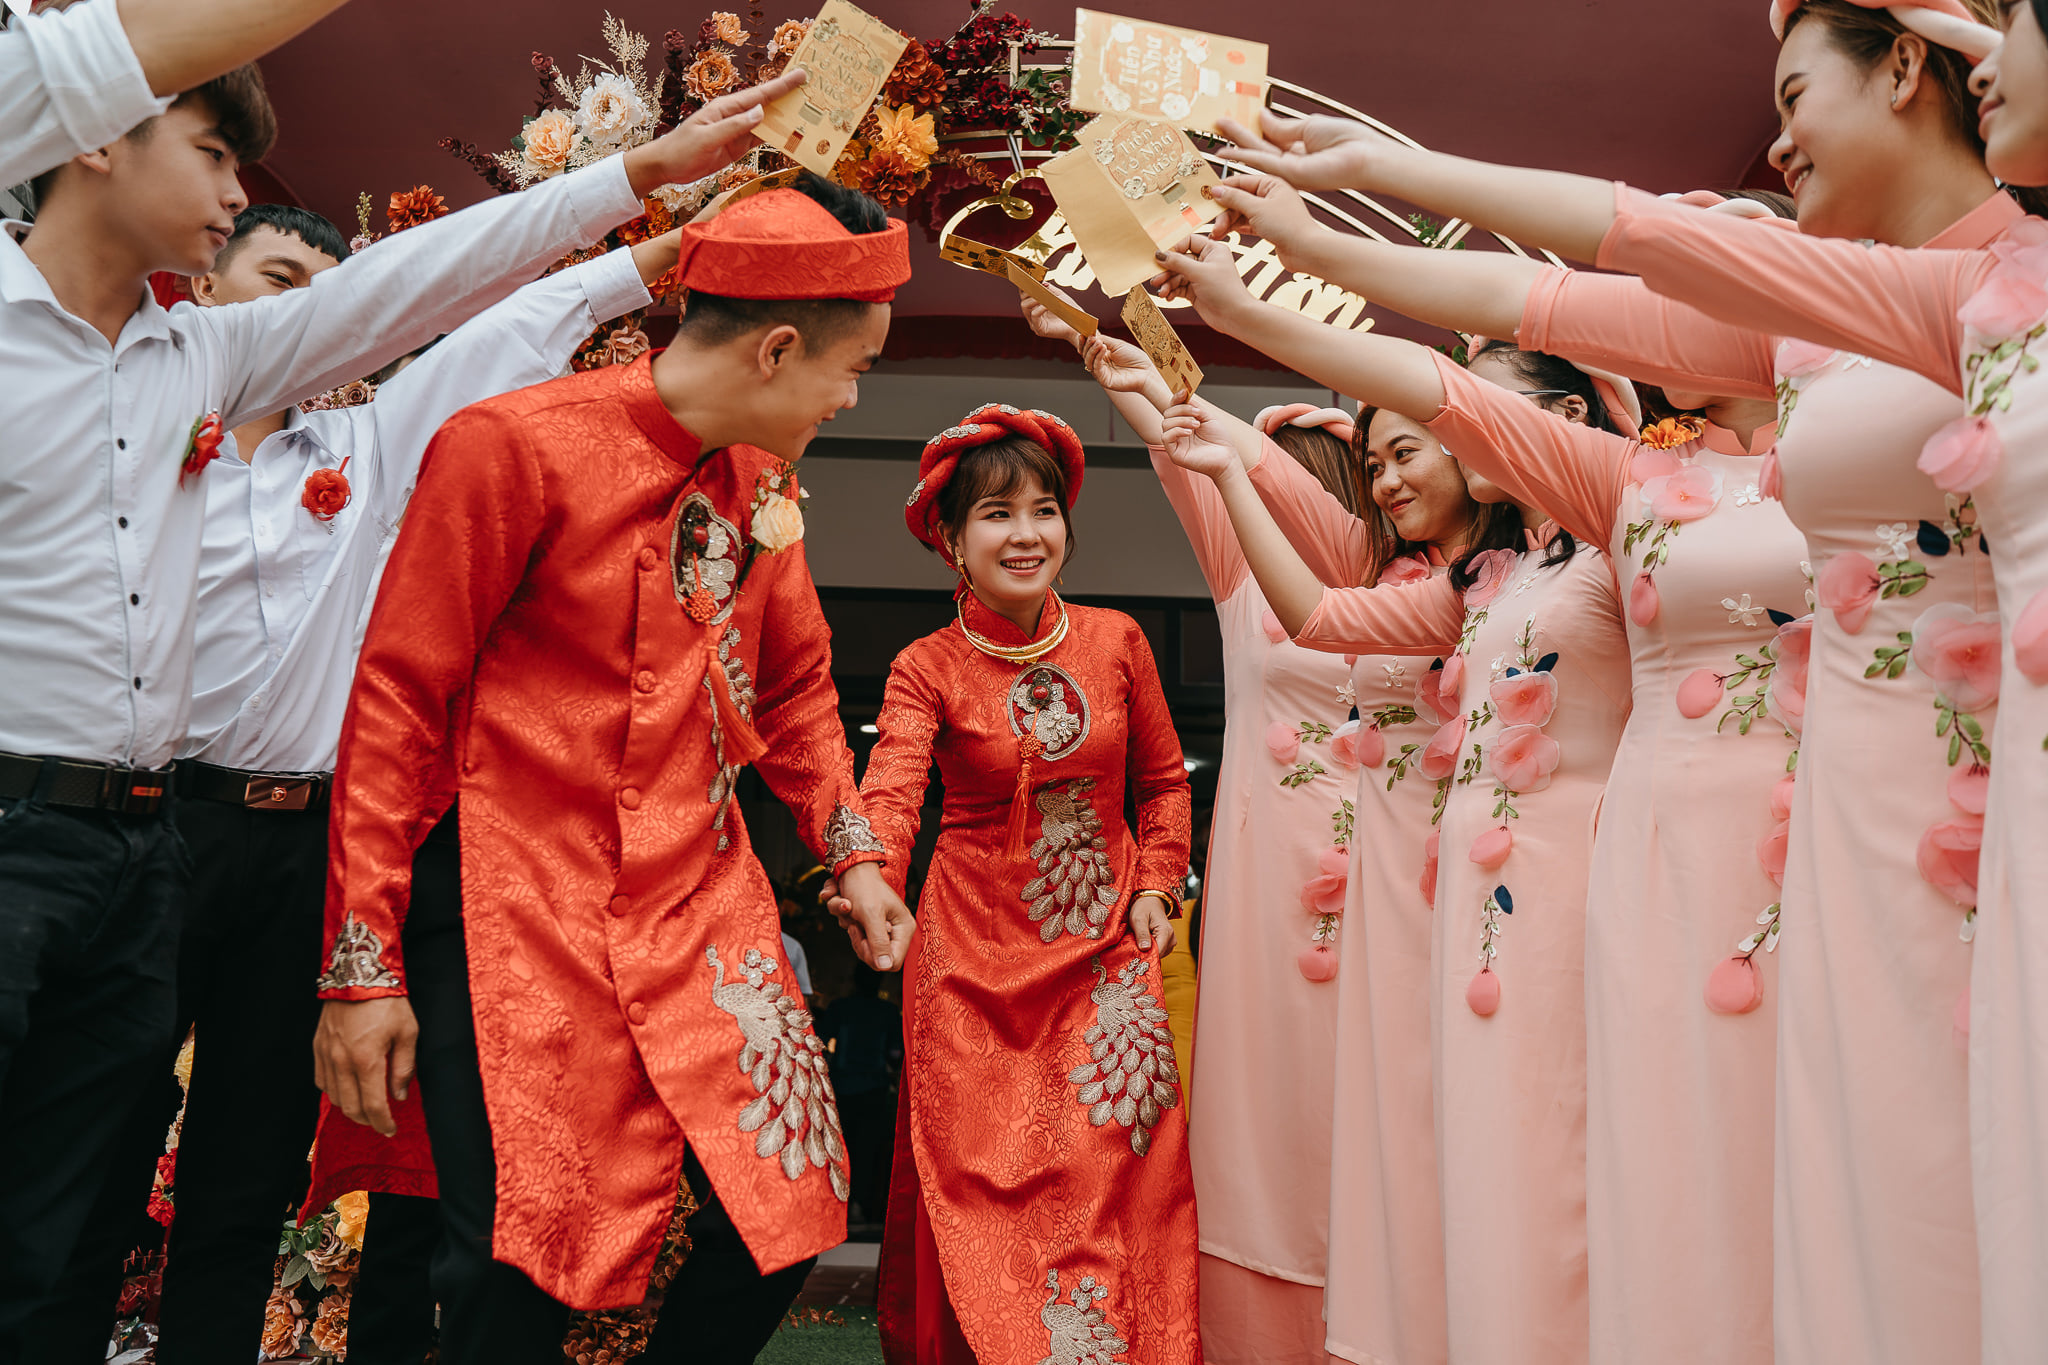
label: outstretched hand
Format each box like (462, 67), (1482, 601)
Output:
(1159, 396), (1238, 481)
(625, 68), (809, 196)
(1215, 109), (1398, 192)
(1148, 233), (1254, 329)
(1020, 291), (1087, 350)
(1204, 173), (1322, 256)
(1081, 334), (1166, 399)
(821, 861), (914, 972)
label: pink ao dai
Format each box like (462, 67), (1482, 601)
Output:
(1248, 443), (1449, 1365)
(1595, 185), (2048, 1365)
(1424, 356), (1805, 1365)
(1526, 188), (2027, 1365)
(1148, 448), (1354, 1365)
(1291, 520), (1630, 1365)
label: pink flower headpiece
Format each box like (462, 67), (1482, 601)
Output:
(1768, 0), (1999, 60)
(1253, 403), (1357, 445)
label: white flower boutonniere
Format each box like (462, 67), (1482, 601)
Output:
(750, 462), (805, 553)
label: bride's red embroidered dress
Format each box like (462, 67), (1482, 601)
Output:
(864, 575), (1199, 1363)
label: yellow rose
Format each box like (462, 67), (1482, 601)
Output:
(173, 1033), (194, 1090)
(333, 1189), (370, 1249)
(752, 491), (805, 552)
(521, 109), (578, 177)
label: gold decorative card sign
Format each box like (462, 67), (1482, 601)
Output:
(1071, 10), (1268, 136)
(940, 234), (1048, 281)
(1039, 112), (1223, 296)
(756, 0), (908, 175)
(1122, 286), (1202, 396)
(1007, 259), (1099, 337)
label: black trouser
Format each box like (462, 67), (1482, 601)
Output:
(406, 814), (814, 1364)
(837, 1086), (894, 1220)
(24, 796), (338, 1363)
(349, 1193), (441, 1365)
(0, 782), (187, 1365)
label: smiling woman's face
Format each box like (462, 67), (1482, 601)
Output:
(1768, 17), (1936, 239)
(950, 472), (1069, 614)
(1364, 410), (1475, 547)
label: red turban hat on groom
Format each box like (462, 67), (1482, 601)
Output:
(673, 188), (911, 303)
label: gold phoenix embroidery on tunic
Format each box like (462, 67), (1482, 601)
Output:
(706, 625), (756, 851)
(706, 944), (850, 1201)
(1068, 956), (1181, 1156)
(315, 913), (402, 991)
(1038, 1268), (1131, 1365)
(1022, 778), (1118, 942)
(822, 803), (887, 867)
(670, 493), (743, 625)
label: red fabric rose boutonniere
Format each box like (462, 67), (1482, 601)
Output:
(302, 456), (353, 523)
(180, 411), (224, 486)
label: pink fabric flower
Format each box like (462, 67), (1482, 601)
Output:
(1757, 819), (1789, 888)
(1769, 772), (1797, 823)
(1418, 715), (1467, 781)
(1991, 214), (2048, 269)
(1917, 813), (1984, 907)
(1301, 846), (1349, 917)
(1266, 720), (1300, 764)
(1378, 555), (1432, 587)
(1676, 668), (1724, 719)
(1416, 664), (1456, 725)
(1768, 616), (1813, 735)
(1816, 552), (1880, 635)
(1758, 449), (1784, 501)
(1910, 602), (2002, 712)
(1642, 465), (1722, 522)
(1490, 670), (1559, 728)
(1629, 445), (1683, 485)
(1461, 549), (1519, 608)
(1488, 724), (1562, 793)
(1775, 338), (1836, 378)
(1705, 955), (1765, 1015)
(1948, 763), (1989, 816)
(1332, 719), (1383, 769)
(1629, 571), (1660, 627)
(1466, 968), (1501, 1016)
(1439, 653), (1466, 709)
(1469, 825), (1514, 869)
(1958, 270), (2048, 340)
(1916, 414), (2003, 493)
(1419, 830), (1440, 905)
(2012, 585), (2048, 684)
(1260, 609), (1289, 644)
(1298, 944), (1339, 982)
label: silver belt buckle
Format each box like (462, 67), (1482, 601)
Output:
(242, 775), (311, 811)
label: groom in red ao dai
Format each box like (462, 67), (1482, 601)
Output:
(306, 180), (915, 1362)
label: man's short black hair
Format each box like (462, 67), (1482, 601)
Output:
(676, 170), (889, 350)
(28, 64), (276, 207)
(217, 203), (351, 270)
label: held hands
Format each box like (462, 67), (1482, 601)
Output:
(821, 861), (915, 972)
(624, 68), (808, 196)
(1128, 892), (1176, 956)
(1159, 396), (1240, 482)
(1214, 109), (1398, 192)
(312, 996), (419, 1137)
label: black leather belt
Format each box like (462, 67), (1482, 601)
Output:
(0, 752), (173, 814)
(177, 760), (331, 812)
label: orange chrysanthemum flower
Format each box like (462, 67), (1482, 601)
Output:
(386, 185), (449, 232)
(1638, 415), (1709, 450)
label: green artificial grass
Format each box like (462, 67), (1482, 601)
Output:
(755, 1307), (883, 1365)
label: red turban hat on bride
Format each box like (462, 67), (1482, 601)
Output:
(904, 405), (1087, 567)
(673, 188), (912, 302)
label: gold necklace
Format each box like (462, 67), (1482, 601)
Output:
(956, 592), (1069, 665)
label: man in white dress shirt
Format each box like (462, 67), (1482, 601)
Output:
(32, 197), (681, 1363)
(0, 51), (803, 1352)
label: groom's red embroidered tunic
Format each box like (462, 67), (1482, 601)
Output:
(308, 352), (887, 1308)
